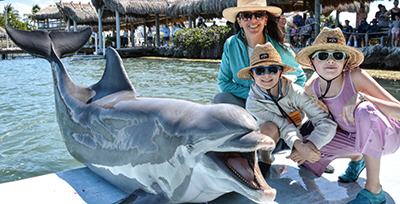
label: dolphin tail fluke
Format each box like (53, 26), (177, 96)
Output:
(49, 28), (92, 57)
(5, 25), (91, 60)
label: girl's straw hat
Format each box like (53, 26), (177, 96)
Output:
(237, 43), (297, 79)
(295, 27), (364, 71)
(222, 0), (282, 23)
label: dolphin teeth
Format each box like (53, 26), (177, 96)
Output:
(226, 160), (261, 190)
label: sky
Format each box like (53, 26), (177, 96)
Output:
(0, 0), (395, 27)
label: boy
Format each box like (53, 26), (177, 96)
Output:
(237, 43), (337, 167)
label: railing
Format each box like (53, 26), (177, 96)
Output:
(37, 19), (66, 30)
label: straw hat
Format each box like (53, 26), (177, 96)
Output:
(237, 43), (297, 79)
(295, 27), (364, 70)
(222, 0), (282, 23)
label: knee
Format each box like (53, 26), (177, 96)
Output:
(354, 101), (375, 122)
(260, 121), (279, 142)
(210, 92), (245, 108)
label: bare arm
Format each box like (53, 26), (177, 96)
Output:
(341, 68), (400, 123)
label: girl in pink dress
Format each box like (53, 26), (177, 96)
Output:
(295, 27), (400, 204)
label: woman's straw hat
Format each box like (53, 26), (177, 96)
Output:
(237, 43), (297, 79)
(222, 0), (282, 23)
(295, 27), (364, 70)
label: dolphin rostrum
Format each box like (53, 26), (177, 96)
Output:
(6, 25), (276, 203)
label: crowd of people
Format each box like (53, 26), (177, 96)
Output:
(211, 0), (400, 204)
(343, 1), (400, 47)
(137, 17), (217, 47)
(102, 16), (214, 48)
(278, 0), (400, 49)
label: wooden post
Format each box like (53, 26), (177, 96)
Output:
(116, 11), (121, 49)
(98, 7), (103, 52)
(156, 14), (160, 47)
(67, 18), (70, 32)
(315, 0), (321, 37)
(130, 23), (134, 47)
(73, 21), (77, 32)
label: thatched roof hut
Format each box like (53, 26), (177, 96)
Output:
(166, 0), (372, 20)
(0, 26), (6, 38)
(33, 5), (62, 20)
(91, 0), (185, 26)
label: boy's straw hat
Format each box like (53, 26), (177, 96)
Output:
(295, 27), (364, 70)
(222, 0), (282, 23)
(237, 43), (297, 79)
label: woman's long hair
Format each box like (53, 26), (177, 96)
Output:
(234, 11), (284, 44)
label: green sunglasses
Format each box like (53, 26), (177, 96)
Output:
(311, 51), (347, 61)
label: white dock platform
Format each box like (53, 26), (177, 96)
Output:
(0, 150), (398, 204)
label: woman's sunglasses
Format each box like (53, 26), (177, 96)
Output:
(251, 65), (282, 76)
(239, 11), (266, 21)
(311, 51), (347, 61)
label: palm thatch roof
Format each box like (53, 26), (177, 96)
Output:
(33, 5), (63, 20)
(167, 0), (236, 19)
(322, 1), (370, 16)
(88, 0), (375, 28)
(166, 0), (372, 19)
(57, 2), (99, 25)
(308, 0), (373, 15)
(0, 26), (6, 38)
(97, 0), (170, 15)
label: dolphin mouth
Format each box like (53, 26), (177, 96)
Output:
(225, 152), (268, 190)
(209, 151), (272, 191)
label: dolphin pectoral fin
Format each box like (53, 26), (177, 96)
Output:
(114, 189), (170, 204)
(5, 25), (91, 60)
(5, 25), (52, 60)
(49, 28), (92, 58)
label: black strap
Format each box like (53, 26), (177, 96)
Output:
(266, 89), (298, 127)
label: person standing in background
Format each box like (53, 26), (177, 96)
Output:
(162, 24), (170, 46)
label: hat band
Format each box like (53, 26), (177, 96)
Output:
(251, 59), (280, 66)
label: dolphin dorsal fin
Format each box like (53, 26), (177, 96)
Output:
(88, 47), (136, 102)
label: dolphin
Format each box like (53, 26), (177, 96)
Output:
(6, 25), (276, 204)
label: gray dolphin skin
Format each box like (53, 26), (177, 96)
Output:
(6, 25), (276, 204)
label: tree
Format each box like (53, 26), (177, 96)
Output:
(0, 4), (31, 30)
(23, 4), (40, 30)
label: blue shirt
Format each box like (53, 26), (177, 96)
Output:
(163, 26), (170, 37)
(217, 31), (306, 99)
(357, 24), (370, 33)
(343, 25), (353, 33)
(368, 25), (379, 33)
(294, 15), (303, 27)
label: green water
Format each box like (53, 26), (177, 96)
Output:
(0, 56), (398, 184)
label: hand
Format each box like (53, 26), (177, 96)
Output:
(340, 92), (364, 125)
(286, 149), (306, 164)
(295, 141), (321, 163)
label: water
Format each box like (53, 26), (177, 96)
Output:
(0, 57), (399, 184)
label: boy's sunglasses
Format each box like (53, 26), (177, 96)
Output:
(311, 51), (347, 61)
(239, 11), (266, 21)
(251, 65), (282, 76)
